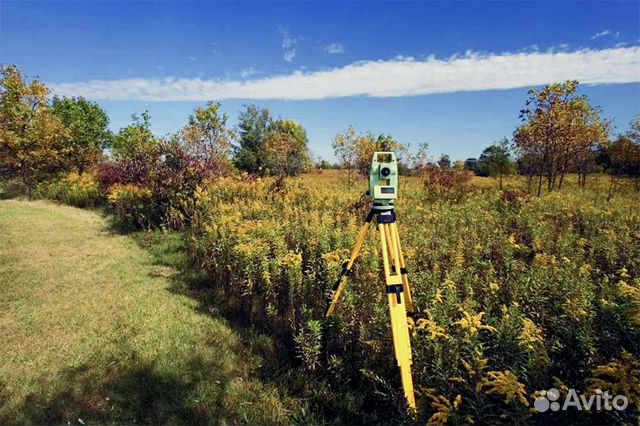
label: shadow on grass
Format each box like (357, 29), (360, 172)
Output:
(117, 228), (412, 425)
(6, 355), (218, 425)
(0, 180), (30, 200)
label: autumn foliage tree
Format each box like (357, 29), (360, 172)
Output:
(332, 126), (407, 184)
(0, 65), (69, 196)
(514, 81), (610, 196)
(180, 101), (235, 176)
(264, 119), (310, 177)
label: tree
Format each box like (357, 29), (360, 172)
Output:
(264, 119), (310, 176)
(112, 111), (158, 161)
(332, 126), (359, 184)
(628, 115), (640, 143)
(333, 127), (408, 183)
(437, 154), (451, 169)
(412, 142), (430, 169)
(181, 101), (235, 175)
(354, 133), (407, 176)
(235, 104), (272, 175)
(602, 118), (640, 198)
(514, 81), (610, 195)
(51, 96), (111, 174)
(0, 65), (68, 195)
(478, 138), (514, 189)
(464, 158), (479, 174)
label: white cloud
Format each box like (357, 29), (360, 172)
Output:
(325, 43), (345, 54)
(591, 30), (612, 39)
(240, 67), (258, 78)
(51, 46), (640, 102)
(279, 27), (298, 62)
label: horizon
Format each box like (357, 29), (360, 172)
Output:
(1, 0), (639, 161)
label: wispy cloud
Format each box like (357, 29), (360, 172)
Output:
(324, 43), (345, 54)
(240, 67), (258, 78)
(51, 47), (640, 102)
(279, 26), (298, 62)
(591, 30), (612, 40)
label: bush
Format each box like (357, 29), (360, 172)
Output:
(106, 184), (154, 230)
(0, 179), (29, 199)
(419, 164), (475, 202)
(35, 172), (103, 208)
(96, 139), (228, 230)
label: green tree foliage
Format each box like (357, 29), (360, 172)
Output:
(51, 96), (112, 173)
(478, 138), (515, 189)
(464, 158), (479, 173)
(514, 81), (610, 195)
(0, 65), (68, 195)
(601, 119), (640, 198)
(111, 111), (158, 161)
(264, 119), (310, 176)
(437, 154), (451, 169)
(234, 104), (272, 175)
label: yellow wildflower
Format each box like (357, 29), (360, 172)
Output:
(444, 276), (456, 291)
(563, 296), (588, 322)
(534, 254), (557, 267)
(425, 391), (463, 426)
(478, 371), (529, 406)
(586, 351), (640, 405)
(416, 315), (448, 341)
(618, 267), (630, 279)
(518, 318), (544, 350)
(432, 289), (443, 305)
(578, 264), (593, 276)
(454, 311), (496, 335)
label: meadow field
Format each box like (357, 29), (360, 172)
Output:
(1, 171), (638, 425)
(1, 61), (639, 425)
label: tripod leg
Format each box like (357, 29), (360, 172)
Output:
(379, 223), (417, 412)
(325, 212), (373, 318)
(383, 224), (397, 271)
(390, 222), (414, 314)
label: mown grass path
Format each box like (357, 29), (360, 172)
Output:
(0, 200), (292, 425)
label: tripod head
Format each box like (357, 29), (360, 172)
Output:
(369, 152), (398, 208)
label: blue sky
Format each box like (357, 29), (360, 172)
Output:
(1, 1), (639, 161)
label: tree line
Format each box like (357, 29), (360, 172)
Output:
(1, 65), (639, 199)
(0, 65), (312, 197)
(330, 81), (639, 195)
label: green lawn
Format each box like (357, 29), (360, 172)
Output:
(0, 200), (294, 425)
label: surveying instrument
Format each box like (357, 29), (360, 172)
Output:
(325, 152), (416, 412)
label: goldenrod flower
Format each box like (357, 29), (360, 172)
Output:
(454, 311), (496, 335)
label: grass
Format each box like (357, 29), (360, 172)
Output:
(0, 199), (297, 425)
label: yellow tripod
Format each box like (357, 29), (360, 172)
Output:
(325, 207), (416, 412)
